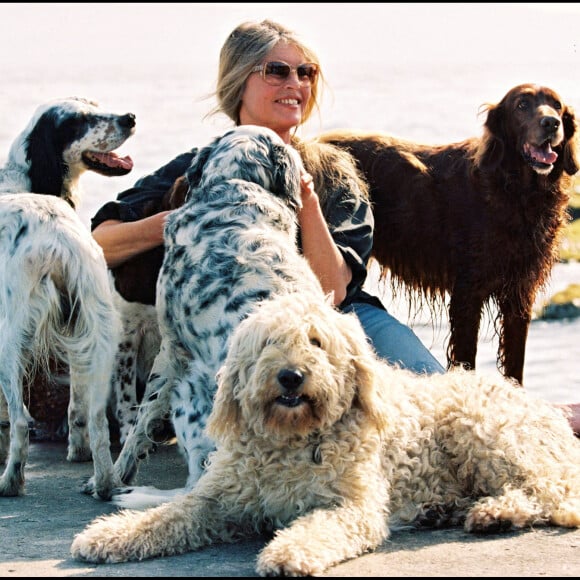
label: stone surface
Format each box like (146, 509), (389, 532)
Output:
(0, 440), (578, 577)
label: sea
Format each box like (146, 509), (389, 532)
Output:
(0, 55), (579, 406)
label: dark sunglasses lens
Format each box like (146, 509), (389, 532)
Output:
(297, 64), (318, 81)
(264, 62), (291, 79)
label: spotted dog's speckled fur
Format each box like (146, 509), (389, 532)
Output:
(109, 296), (160, 445)
(108, 177), (186, 446)
(109, 125), (325, 508)
(0, 97), (135, 499)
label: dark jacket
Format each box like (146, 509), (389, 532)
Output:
(92, 146), (383, 310)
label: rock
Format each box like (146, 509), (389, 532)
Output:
(537, 300), (580, 320)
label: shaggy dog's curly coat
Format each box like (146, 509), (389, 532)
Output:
(71, 293), (580, 576)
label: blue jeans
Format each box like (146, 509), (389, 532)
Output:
(343, 301), (445, 375)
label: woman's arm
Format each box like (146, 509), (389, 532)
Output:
(92, 212), (171, 268)
(90, 149), (197, 268)
(297, 140), (373, 308)
(298, 172), (351, 305)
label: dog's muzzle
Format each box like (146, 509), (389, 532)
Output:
(276, 368), (306, 408)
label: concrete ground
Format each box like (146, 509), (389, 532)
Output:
(0, 440), (578, 577)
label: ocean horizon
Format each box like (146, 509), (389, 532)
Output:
(0, 3), (579, 404)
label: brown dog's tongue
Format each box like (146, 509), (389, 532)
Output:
(528, 143), (558, 164)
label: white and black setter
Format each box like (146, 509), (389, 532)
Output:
(0, 97), (135, 499)
(107, 125), (325, 509)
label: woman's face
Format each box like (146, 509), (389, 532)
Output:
(239, 42), (313, 144)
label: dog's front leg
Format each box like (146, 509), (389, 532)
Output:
(447, 284), (484, 372)
(71, 486), (243, 564)
(256, 501), (389, 577)
(497, 298), (530, 385)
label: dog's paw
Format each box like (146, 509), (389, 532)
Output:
(81, 475), (119, 501)
(71, 506), (186, 564)
(81, 476), (95, 496)
(551, 500), (580, 527)
(110, 485), (185, 509)
(0, 473), (25, 497)
(465, 499), (518, 533)
(256, 541), (327, 577)
(67, 446), (92, 463)
(71, 515), (134, 563)
(465, 513), (513, 534)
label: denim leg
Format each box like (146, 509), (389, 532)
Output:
(343, 301), (445, 375)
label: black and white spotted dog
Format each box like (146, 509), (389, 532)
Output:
(109, 125), (326, 508)
(0, 97), (135, 499)
(108, 176), (187, 446)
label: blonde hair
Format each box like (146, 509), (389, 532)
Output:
(207, 19), (323, 127)
(206, 20), (368, 208)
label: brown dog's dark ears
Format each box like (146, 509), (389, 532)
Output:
(476, 103), (506, 172)
(164, 175), (189, 209)
(562, 106), (579, 176)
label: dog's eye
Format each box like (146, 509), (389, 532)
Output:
(553, 100), (562, 111)
(517, 99), (529, 112)
(309, 337), (322, 348)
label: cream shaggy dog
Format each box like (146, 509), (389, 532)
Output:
(71, 293), (580, 576)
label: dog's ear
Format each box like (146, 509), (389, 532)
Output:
(270, 143), (302, 210)
(185, 139), (219, 189)
(562, 106), (579, 176)
(26, 110), (68, 201)
(340, 312), (389, 433)
(477, 103), (506, 171)
(206, 363), (243, 441)
(164, 175), (189, 210)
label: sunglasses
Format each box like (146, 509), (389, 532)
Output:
(251, 61), (319, 86)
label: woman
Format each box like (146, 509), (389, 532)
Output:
(92, 18), (444, 375)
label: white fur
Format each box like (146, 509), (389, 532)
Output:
(110, 125), (325, 508)
(71, 292), (580, 575)
(0, 97), (135, 499)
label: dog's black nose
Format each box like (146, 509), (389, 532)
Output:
(277, 368), (304, 391)
(119, 113), (136, 128)
(540, 116), (560, 133)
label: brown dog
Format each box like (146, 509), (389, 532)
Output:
(319, 83), (579, 385)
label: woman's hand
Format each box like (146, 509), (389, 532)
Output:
(300, 171), (316, 204)
(297, 171), (351, 305)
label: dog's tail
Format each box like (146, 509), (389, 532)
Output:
(0, 198), (117, 389)
(27, 223), (120, 390)
(110, 485), (187, 510)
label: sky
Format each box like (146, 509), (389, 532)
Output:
(0, 3), (579, 72)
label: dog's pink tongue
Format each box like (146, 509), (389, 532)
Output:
(529, 143), (558, 164)
(92, 152), (134, 171)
